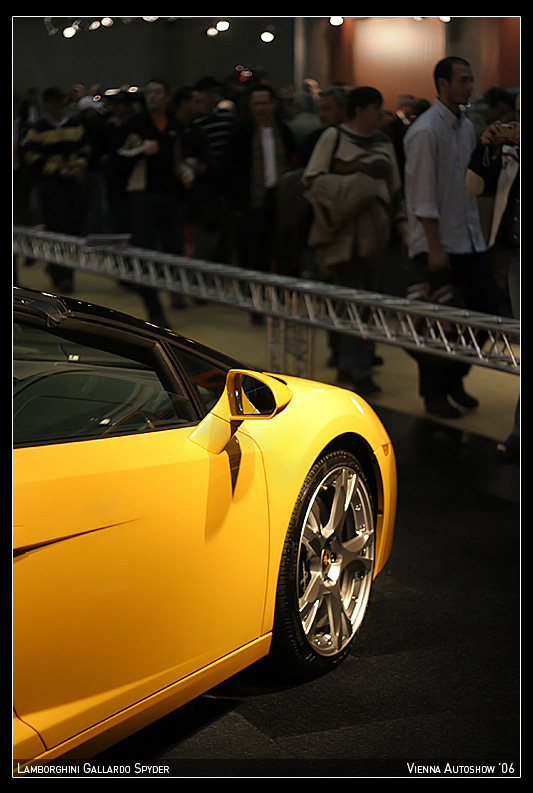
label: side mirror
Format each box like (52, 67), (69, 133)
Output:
(189, 369), (293, 454)
(226, 370), (293, 419)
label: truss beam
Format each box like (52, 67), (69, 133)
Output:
(13, 227), (520, 377)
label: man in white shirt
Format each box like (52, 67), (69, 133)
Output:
(403, 56), (500, 418)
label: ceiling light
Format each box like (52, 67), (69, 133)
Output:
(260, 27), (275, 43)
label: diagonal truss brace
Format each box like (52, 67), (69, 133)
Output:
(13, 227), (520, 378)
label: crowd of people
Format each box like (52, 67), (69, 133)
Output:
(13, 58), (519, 455)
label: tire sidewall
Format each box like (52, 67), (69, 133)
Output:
(272, 450), (374, 679)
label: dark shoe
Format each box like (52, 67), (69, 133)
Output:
(52, 278), (74, 295)
(356, 376), (381, 396)
(448, 386), (479, 409)
(48, 264), (73, 294)
(338, 372), (381, 397)
(425, 397), (461, 419)
(496, 441), (520, 462)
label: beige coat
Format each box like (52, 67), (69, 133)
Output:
(303, 124), (407, 270)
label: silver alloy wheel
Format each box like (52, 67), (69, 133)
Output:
(296, 463), (375, 657)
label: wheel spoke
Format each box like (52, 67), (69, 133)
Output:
(341, 528), (373, 561)
(325, 586), (351, 653)
(323, 469), (356, 539)
(298, 574), (323, 634)
(301, 503), (325, 556)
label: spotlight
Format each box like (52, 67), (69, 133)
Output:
(329, 17), (344, 26)
(260, 26), (275, 43)
(216, 20), (230, 32)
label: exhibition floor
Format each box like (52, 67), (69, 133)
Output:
(15, 261), (521, 777)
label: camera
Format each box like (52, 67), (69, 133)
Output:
(495, 122), (515, 138)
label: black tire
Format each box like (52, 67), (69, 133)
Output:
(271, 450), (375, 679)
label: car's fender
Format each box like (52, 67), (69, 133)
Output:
(234, 374), (397, 635)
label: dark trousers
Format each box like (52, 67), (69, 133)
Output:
(127, 190), (185, 322)
(38, 176), (84, 290)
(408, 251), (501, 401)
(236, 188), (291, 274)
(332, 260), (382, 382)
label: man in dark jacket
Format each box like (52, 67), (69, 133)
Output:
(225, 83), (295, 279)
(114, 78), (190, 325)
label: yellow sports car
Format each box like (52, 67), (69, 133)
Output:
(13, 288), (396, 765)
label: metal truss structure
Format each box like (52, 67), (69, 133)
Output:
(14, 226), (520, 379)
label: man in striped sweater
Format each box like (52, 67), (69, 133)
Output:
(23, 86), (91, 292)
(191, 76), (236, 264)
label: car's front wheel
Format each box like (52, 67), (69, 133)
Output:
(271, 450), (375, 678)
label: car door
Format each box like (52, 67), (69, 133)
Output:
(13, 318), (270, 752)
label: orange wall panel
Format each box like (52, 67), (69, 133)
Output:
(352, 17), (445, 110)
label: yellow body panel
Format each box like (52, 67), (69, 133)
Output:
(13, 424), (269, 752)
(14, 636), (270, 767)
(13, 713), (45, 761)
(13, 368), (396, 763)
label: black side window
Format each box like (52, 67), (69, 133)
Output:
(13, 321), (197, 445)
(172, 347), (228, 412)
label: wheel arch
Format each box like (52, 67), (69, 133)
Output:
(313, 430), (393, 577)
(315, 432), (383, 521)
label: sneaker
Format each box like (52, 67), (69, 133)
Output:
(425, 397), (461, 419)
